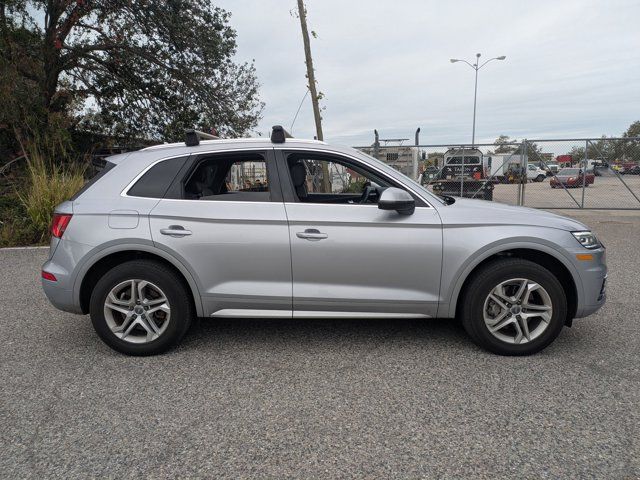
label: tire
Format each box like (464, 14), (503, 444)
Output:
(89, 260), (193, 355)
(460, 258), (567, 356)
(536, 174), (546, 182)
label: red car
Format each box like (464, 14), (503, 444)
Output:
(550, 168), (595, 188)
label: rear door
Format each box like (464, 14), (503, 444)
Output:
(276, 149), (443, 318)
(146, 148), (292, 317)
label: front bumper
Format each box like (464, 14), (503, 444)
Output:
(572, 246), (607, 318)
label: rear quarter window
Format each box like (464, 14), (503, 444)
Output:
(127, 156), (189, 198)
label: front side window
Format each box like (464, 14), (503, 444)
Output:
(183, 154), (270, 202)
(287, 153), (392, 205)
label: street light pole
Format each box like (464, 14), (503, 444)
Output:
(471, 53), (480, 146)
(450, 53), (506, 147)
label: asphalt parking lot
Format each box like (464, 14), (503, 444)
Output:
(1, 210), (638, 479)
(496, 175), (640, 209)
(426, 175), (640, 209)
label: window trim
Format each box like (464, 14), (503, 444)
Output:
(122, 148), (282, 203)
(276, 149), (431, 208)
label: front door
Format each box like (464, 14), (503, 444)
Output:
(148, 149), (292, 317)
(277, 150), (443, 318)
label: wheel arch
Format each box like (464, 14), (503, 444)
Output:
(445, 243), (580, 323)
(75, 242), (204, 317)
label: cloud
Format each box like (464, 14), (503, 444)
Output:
(218, 0), (640, 146)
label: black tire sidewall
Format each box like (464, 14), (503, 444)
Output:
(463, 259), (567, 356)
(89, 260), (192, 355)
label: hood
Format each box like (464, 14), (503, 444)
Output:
(437, 198), (588, 231)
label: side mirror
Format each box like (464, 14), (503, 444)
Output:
(378, 187), (415, 215)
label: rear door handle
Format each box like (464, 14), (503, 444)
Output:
(296, 228), (328, 241)
(160, 225), (192, 237)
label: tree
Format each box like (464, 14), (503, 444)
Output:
(618, 121), (640, 162)
(513, 140), (542, 158)
(623, 121), (640, 138)
(1, 0), (263, 150)
(491, 135), (517, 154)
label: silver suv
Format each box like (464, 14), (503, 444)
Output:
(42, 126), (607, 356)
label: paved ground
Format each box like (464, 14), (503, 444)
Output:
(1, 210), (638, 479)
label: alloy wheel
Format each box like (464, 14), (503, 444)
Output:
(103, 279), (171, 344)
(483, 278), (553, 345)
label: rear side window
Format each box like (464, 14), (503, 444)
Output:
(127, 156), (189, 198)
(70, 161), (116, 201)
(178, 153), (271, 202)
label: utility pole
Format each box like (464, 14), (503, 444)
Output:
(296, 0), (330, 192)
(297, 0), (323, 141)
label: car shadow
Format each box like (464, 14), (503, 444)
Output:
(179, 316), (472, 352)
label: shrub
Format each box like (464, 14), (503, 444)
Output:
(17, 152), (85, 243)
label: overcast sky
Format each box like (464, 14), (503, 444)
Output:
(216, 0), (640, 146)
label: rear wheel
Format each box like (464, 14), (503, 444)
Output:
(89, 260), (193, 355)
(461, 258), (567, 355)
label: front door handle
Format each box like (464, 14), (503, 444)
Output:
(296, 228), (328, 241)
(160, 225), (192, 237)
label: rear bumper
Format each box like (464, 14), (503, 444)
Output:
(41, 278), (83, 314)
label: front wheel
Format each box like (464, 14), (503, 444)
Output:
(460, 258), (567, 355)
(536, 174), (546, 182)
(89, 260), (193, 355)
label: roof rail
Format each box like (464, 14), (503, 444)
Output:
(271, 125), (292, 144)
(185, 129), (219, 147)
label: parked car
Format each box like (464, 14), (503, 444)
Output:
(621, 165), (640, 175)
(550, 168), (595, 188)
(42, 127), (607, 357)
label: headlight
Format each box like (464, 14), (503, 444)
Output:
(572, 231), (600, 249)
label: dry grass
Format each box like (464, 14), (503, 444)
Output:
(17, 153), (85, 242)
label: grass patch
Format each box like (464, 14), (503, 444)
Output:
(1, 154), (85, 247)
(18, 154), (85, 242)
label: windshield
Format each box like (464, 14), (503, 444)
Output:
(559, 168), (579, 175)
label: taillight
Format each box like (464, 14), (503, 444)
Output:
(51, 213), (72, 238)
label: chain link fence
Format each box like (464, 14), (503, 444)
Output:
(356, 137), (640, 209)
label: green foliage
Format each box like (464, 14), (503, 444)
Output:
(1, 132), (86, 245)
(492, 135), (517, 154)
(345, 178), (367, 193)
(623, 121), (640, 138)
(0, 1), (263, 147)
(0, 190), (39, 247)
(18, 153), (85, 241)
